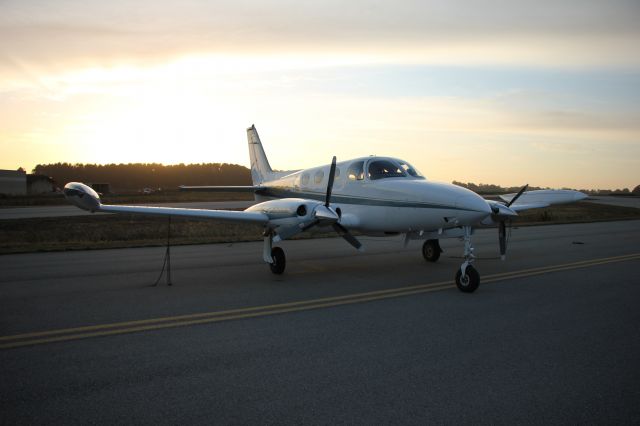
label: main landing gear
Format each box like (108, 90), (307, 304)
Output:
(422, 239), (442, 262)
(421, 228), (480, 293)
(270, 247), (286, 274)
(263, 231), (286, 274)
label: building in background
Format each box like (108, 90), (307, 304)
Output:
(0, 169), (27, 195)
(27, 174), (56, 194)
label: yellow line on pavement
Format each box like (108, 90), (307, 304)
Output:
(1, 253), (638, 349)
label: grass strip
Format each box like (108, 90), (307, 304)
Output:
(1, 202), (639, 254)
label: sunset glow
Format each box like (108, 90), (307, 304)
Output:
(1, 0), (639, 189)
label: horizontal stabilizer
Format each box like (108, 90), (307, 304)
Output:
(179, 185), (264, 192)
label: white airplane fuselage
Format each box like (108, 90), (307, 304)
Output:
(248, 156), (492, 235)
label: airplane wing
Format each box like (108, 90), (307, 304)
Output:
(497, 189), (587, 212)
(99, 204), (268, 223)
(64, 182), (268, 224)
(508, 202), (551, 212)
(64, 180), (363, 250)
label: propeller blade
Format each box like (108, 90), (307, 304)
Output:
(325, 156), (337, 207)
(498, 220), (507, 260)
(332, 223), (363, 251)
(506, 184), (529, 207)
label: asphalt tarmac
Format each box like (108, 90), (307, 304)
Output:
(584, 195), (640, 209)
(1, 220), (639, 424)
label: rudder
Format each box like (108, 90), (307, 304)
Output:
(247, 124), (274, 185)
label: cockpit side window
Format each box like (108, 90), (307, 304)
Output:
(368, 160), (406, 180)
(347, 161), (365, 181)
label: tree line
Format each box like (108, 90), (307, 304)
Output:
(453, 181), (639, 195)
(34, 163), (252, 192)
(31, 163), (638, 195)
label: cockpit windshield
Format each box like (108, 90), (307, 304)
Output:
(367, 160), (406, 180)
(366, 158), (426, 180)
(396, 160), (425, 179)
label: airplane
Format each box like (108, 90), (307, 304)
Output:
(64, 125), (587, 293)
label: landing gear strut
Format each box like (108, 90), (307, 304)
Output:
(456, 226), (480, 293)
(263, 231), (286, 274)
(422, 239), (442, 262)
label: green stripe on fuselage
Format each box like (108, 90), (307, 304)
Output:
(259, 188), (478, 212)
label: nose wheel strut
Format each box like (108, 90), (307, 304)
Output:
(456, 226), (480, 292)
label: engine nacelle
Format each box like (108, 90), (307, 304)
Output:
(246, 198), (320, 221)
(63, 182), (101, 212)
(481, 200), (518, 225)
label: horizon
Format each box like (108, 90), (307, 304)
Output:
(1, 0), (639, 189)
(28, 161), (638, 192)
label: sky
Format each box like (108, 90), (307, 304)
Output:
(1, 0), (639, 189)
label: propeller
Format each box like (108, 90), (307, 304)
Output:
(506, 184), (528, 207)
(499, 220), (507, 259)
(302, 156), (362, 250)
(325, 156), (337, 207)
(333, 223), (362, 250)
(498, 184), (528, 259)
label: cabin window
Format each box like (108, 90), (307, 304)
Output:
(301, 173), (310, 186)
(334, 167), (341, 179)
(368, 160), (406, 180)
(347, 161), (365, 181)
(314, 170), (324, 184)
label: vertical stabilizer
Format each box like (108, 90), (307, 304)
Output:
(247, 125), (274, 185)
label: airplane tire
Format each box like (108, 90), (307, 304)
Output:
(422, 239), (441, 262)
(455, 265), (479, 293)
(270, 247), (286, 274)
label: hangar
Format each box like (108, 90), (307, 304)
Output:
(0, 169), (27, 195)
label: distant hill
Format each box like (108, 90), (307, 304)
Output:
(34, 163), (251, 192)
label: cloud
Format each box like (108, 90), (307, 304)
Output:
(1, 0), (639, 71)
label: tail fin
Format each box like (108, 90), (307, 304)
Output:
(247, 124), (274, 185)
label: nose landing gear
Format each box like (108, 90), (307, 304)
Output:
(456, 226), (480, 292)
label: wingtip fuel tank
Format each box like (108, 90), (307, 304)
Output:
(63, 182), (101, 212)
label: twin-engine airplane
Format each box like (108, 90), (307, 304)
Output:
(64, 125), (587, 293)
